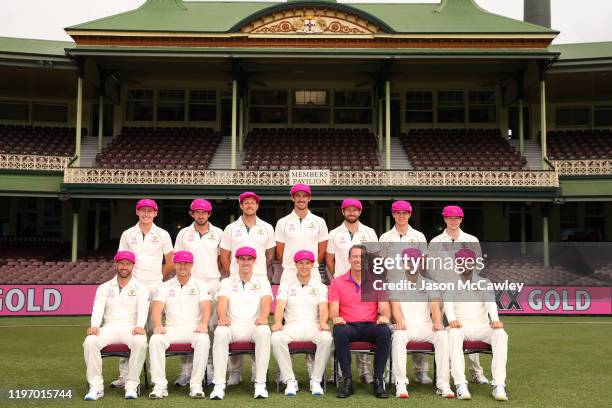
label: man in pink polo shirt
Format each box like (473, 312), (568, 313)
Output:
(329, 245), (391, 399)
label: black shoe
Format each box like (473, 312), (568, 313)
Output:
(373, 378), (388, 399)
(336, 378), (354, 398)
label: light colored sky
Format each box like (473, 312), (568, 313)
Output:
(0, 0), (610, 44)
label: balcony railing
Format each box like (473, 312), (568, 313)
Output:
(0, 154), (70, 172)
(552, 159), (612, 176)
(63, 167), (559, 188)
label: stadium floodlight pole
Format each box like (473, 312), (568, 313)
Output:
(231, 79), (238, 169)
(75, 76), (83, 167)
(385, 80), (391, 170)
(97, 95), (104, 152)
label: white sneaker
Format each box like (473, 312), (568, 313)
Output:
(174, 374), (190, 387)
(124, 387), (138, 400)
(436, 386), (455, 398)
(492, 386), (508, 401)
(310, 380), (324, 396)
(227, 372), (242, 385)
(284, 379), (298, 396)
(209, 384), (225, 400)
(456, 383), (472, 400)
(415, 371), (433, 385)
(148, 385), (168, 399)
(471, 373), (490, 385)
(395, 383), (409, 398)
(84, 389), (104, 401)
(110, 377), (125, 388)
(190, 385), (205, 399)
(254, 382), (268, 399)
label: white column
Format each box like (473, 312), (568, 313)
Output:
(71, 210), (79, 262)
(75, 76), (83, 166)
(239, 97), (244, 153)
(540, 80), (547, 169)
(385, 81), (391, 170)
(231, 80), (238, 169)
(542, 213), (549, 267)
(97, 95), (104, 152)
(94, 203), (101, 251)
(518, 98), (524, 155)
(378, 98), (383, 153)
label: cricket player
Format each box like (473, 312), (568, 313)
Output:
(83, 251), (148, 401)
(326, 198), (378, 384)
(271, 250), (333, 396)
(210, 246), (273, 400)
(379, 200), (431, 385)
(330, 245), (391, 399)
(390, 248), (454, 399)
(220, 191), (275, 384)
(428, 204), (488, 385)
(446, 249), (509, 401)
(275, 183), (328, 283)
(173, 198), (223, 387)
(112, 198), (174, 388)
(148, 250), (212, 399)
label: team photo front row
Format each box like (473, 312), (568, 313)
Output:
(83, 245), (508, 402)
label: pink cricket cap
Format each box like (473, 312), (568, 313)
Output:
(392, 200), (413, 213)
(290, 183), (311, 197)
(114, 250), (136, 264)
(239, 191), (260, 204)
(235, 246), (257, 259)
(442, 205), (464, 217)
(293, 250), (315, 263)
(136, 198), (158, 211)
(173, 250), (194, 264)
(341, 198), (362, 211)
(454, 248), (477, 261)
(401, 247), (423, 259)
(190, 198), (212, 212)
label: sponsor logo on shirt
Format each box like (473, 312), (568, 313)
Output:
(208, 233), (217, 241)
(168, 289), (176, 297)
(189, 288), (198, 296)
(188, 233), (197, 242)
(256, 228), (264, 236)
(289, 288), (297, 297)
(130, 236), (138, 245)
(151, 235), (159, 243)
(308, 288), (318, 296)
(289, 224), (296, 232)
(107, 289), (115, 297)
(127, 288), (136, 297)
(307, 222), (316, 230)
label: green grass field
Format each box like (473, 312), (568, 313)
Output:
(1, 316), (611, 407)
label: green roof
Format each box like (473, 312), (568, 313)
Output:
(550, 42), (612, 61)
(67, 0), (557, 34)
(0, 36), (74, 57)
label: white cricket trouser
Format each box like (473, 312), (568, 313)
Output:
(448, 324), (508, 387)
(279, 267), (321, 284)
(83, 324), (147, 390)
(149, 325), (210, 388)
(118, 281), (161, 379)
(213, 324), (271, 385)
(392, 325), (450, 389)
(271, 322), (332, 383)
(179, 278), (220, 378)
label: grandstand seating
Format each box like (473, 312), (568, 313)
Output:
(400, 129), (527, 170)
(0, 259), (115, 285)
(546, 129), (612, 159)
(95, 127), (222, 169)
(480, 259), (610, 286)
(241, 128), (380, 170)
(0, 124), (77, 156)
